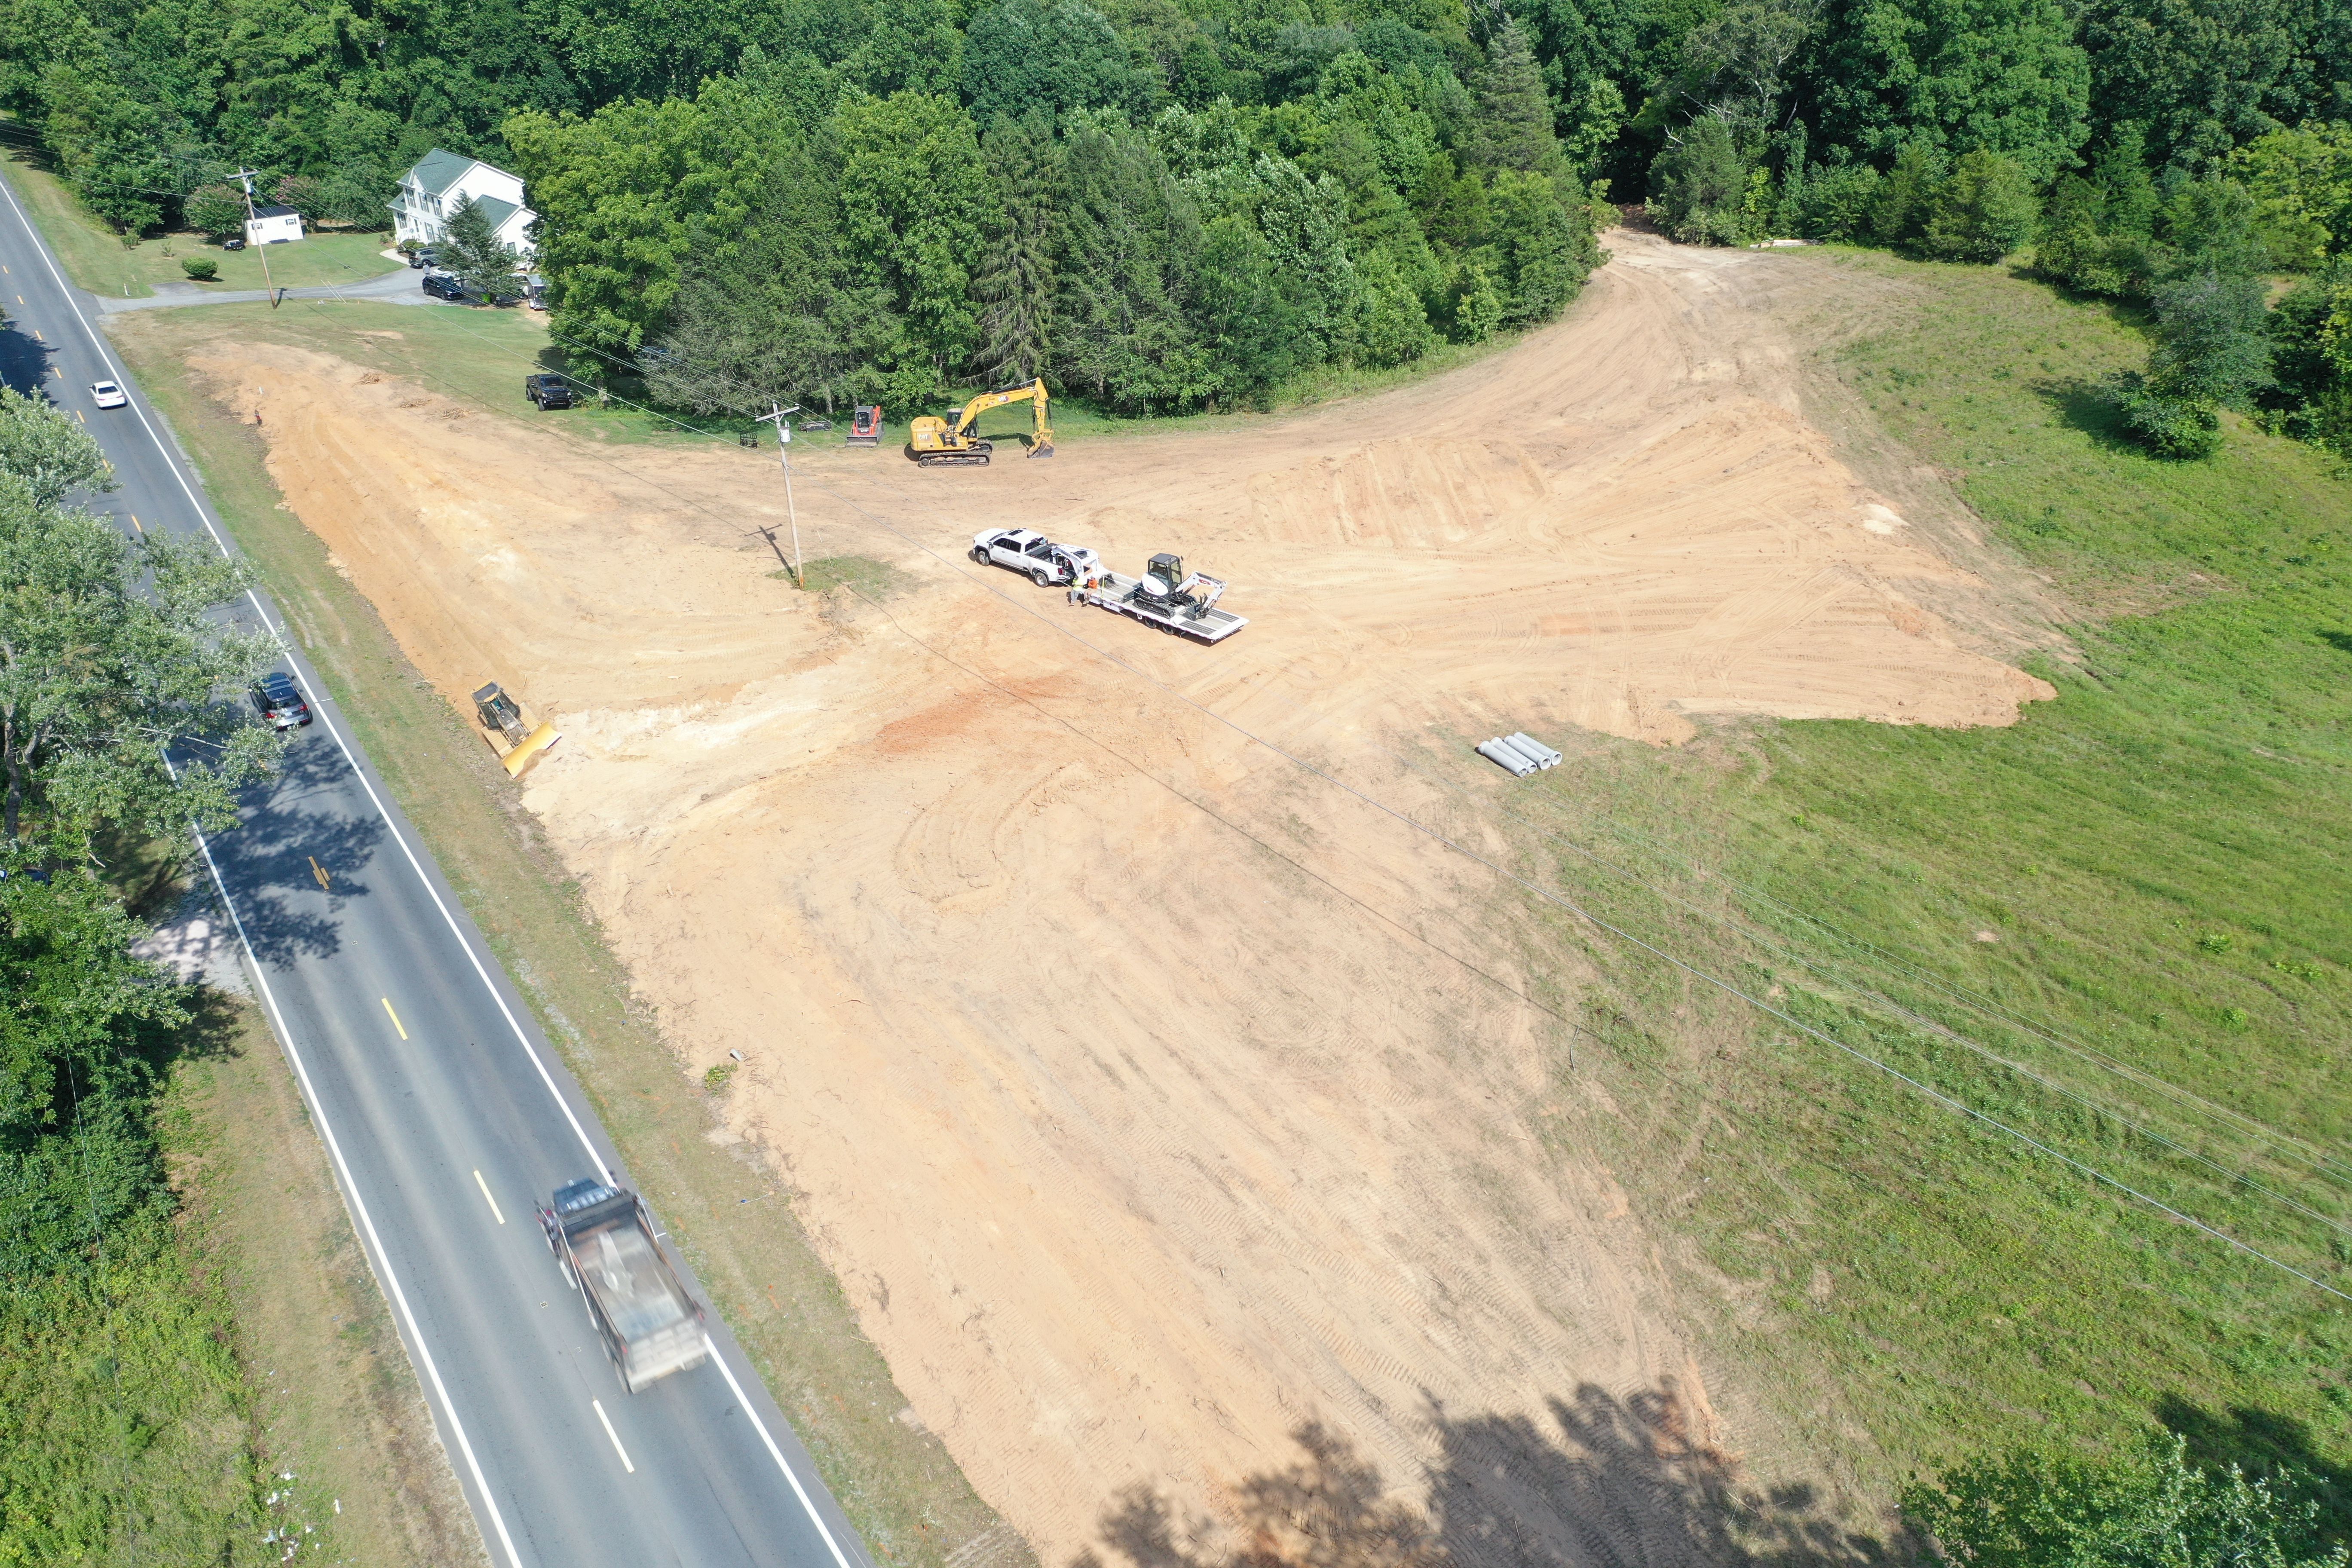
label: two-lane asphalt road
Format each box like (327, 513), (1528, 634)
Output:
(0, 181), (876, 1568)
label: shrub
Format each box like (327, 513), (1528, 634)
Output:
(1868, 141), (1947, 247)
(2147, 271), (2273, 407)
(180, 184), (246, 242)
(179, 257), (216, 281)
(1923, 151), (2037, 263)
(2110, 371), (2222, 458)
(1648, 117), (1752, 245)
(1904, 1435), (2347, 1568)
(1787, 161), (1880, 242)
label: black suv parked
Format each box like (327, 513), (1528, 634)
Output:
(525, 374), (576, 410)
(422, 271), (463, 300)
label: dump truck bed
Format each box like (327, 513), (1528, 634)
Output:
(546, 1185), (708, 1392)
(1084, 571), (1249, 643)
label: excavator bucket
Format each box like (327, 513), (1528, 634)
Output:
(1027, 433), (1054, 458)
(501, 721), (561, 778)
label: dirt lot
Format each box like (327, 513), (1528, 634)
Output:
(162, 230), (2051, 1564)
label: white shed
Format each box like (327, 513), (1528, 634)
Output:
(245, 205), (304, 245)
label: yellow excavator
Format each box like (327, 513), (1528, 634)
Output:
(471, 682), (561, 778)
(905, 378), (1053, 467)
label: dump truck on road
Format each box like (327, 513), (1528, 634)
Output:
(538, 1179), (709, 1393)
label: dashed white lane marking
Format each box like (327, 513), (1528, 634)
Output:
(473, 1169), (505, 1225)
(592, 1400), (635, 1474)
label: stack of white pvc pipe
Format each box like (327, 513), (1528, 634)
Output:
(1476, 732), (1562, 776)
(1477, 738), (1537, 776)
(1508, 732), (1563, 769)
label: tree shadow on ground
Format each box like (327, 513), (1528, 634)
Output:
(1074, 1380), (1894, 1568)
(2033, 377), (2143, 455)
(2157, 1396), (2352, 1542)
(206, 735), (386, 964)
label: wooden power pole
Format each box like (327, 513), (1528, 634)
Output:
(755, 404), (805, 589)
(231, 167), (281, 308)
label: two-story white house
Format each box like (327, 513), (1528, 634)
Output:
(389, 149), (537, 255)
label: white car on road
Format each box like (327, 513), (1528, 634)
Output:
(91, 380), (128, 409)
(970, 527), (1100, 586)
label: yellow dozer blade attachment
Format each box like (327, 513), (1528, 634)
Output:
(501, 721), (561, 778)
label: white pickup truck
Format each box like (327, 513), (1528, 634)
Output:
(971, 527), (1100, 586)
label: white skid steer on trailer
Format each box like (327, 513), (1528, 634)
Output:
(1084, 552), (1248, 643)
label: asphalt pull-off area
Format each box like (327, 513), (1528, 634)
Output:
(0, 178), (874, 1568)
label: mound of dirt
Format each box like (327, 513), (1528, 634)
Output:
(184, 230), (2049, 1565)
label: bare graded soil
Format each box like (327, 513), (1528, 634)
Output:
(153, 230), (2053, 1564)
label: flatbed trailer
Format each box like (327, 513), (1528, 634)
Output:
(1084, 570), (1249, 643)
(539, 1179), (708, 1393)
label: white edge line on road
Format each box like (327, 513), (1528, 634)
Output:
(708, 1337), (854, 1568)
(474, 1169), (506, 1225)
(184, 818), (527, 1568)
(591, 1399), (636, 1474)
(8, 175), (859, 1559)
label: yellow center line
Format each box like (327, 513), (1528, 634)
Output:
(382, 997), (408, 1039)
(75, 409), (84, 423)
(129, 515), (142, 534)
(472, 1170), (506, 1224)
(30, 328), (39, 340)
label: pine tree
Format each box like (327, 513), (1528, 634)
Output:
(438, 194), (514, 297)
(974, 113), (1059, 385)
(1468, 21), (1565, 177)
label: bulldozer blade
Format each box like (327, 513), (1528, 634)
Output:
(502, 721), (562, 778)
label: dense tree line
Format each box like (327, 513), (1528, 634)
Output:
(4, 0), (2350, 422)
(508, 26), (1597, 414)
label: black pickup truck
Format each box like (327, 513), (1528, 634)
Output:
(525, 374), (577, 409)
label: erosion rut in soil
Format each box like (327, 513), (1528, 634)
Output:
(179, 232), (2051, 1565)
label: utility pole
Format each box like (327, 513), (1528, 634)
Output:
(231, 167), (281, 308)
(755, 403), (805, 589)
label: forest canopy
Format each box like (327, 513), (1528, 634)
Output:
(2, 0), (2348, 415)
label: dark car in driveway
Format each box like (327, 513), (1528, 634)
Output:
(422, 271), (464, 300)
(525, 374), (576, 409)
(250, 672), (312, 730)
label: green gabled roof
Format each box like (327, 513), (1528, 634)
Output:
(469, 195), (521, 233)
(407, 148), (476, 197)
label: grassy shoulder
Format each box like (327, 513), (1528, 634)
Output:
(0, 983), (453, 1567)
(107, 304), (1029, 1568)
(1494, 248), (2352, 1510)
(166, 996), (485, 1567)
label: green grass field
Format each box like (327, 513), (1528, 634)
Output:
(1449, 250), (2352, 1519)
